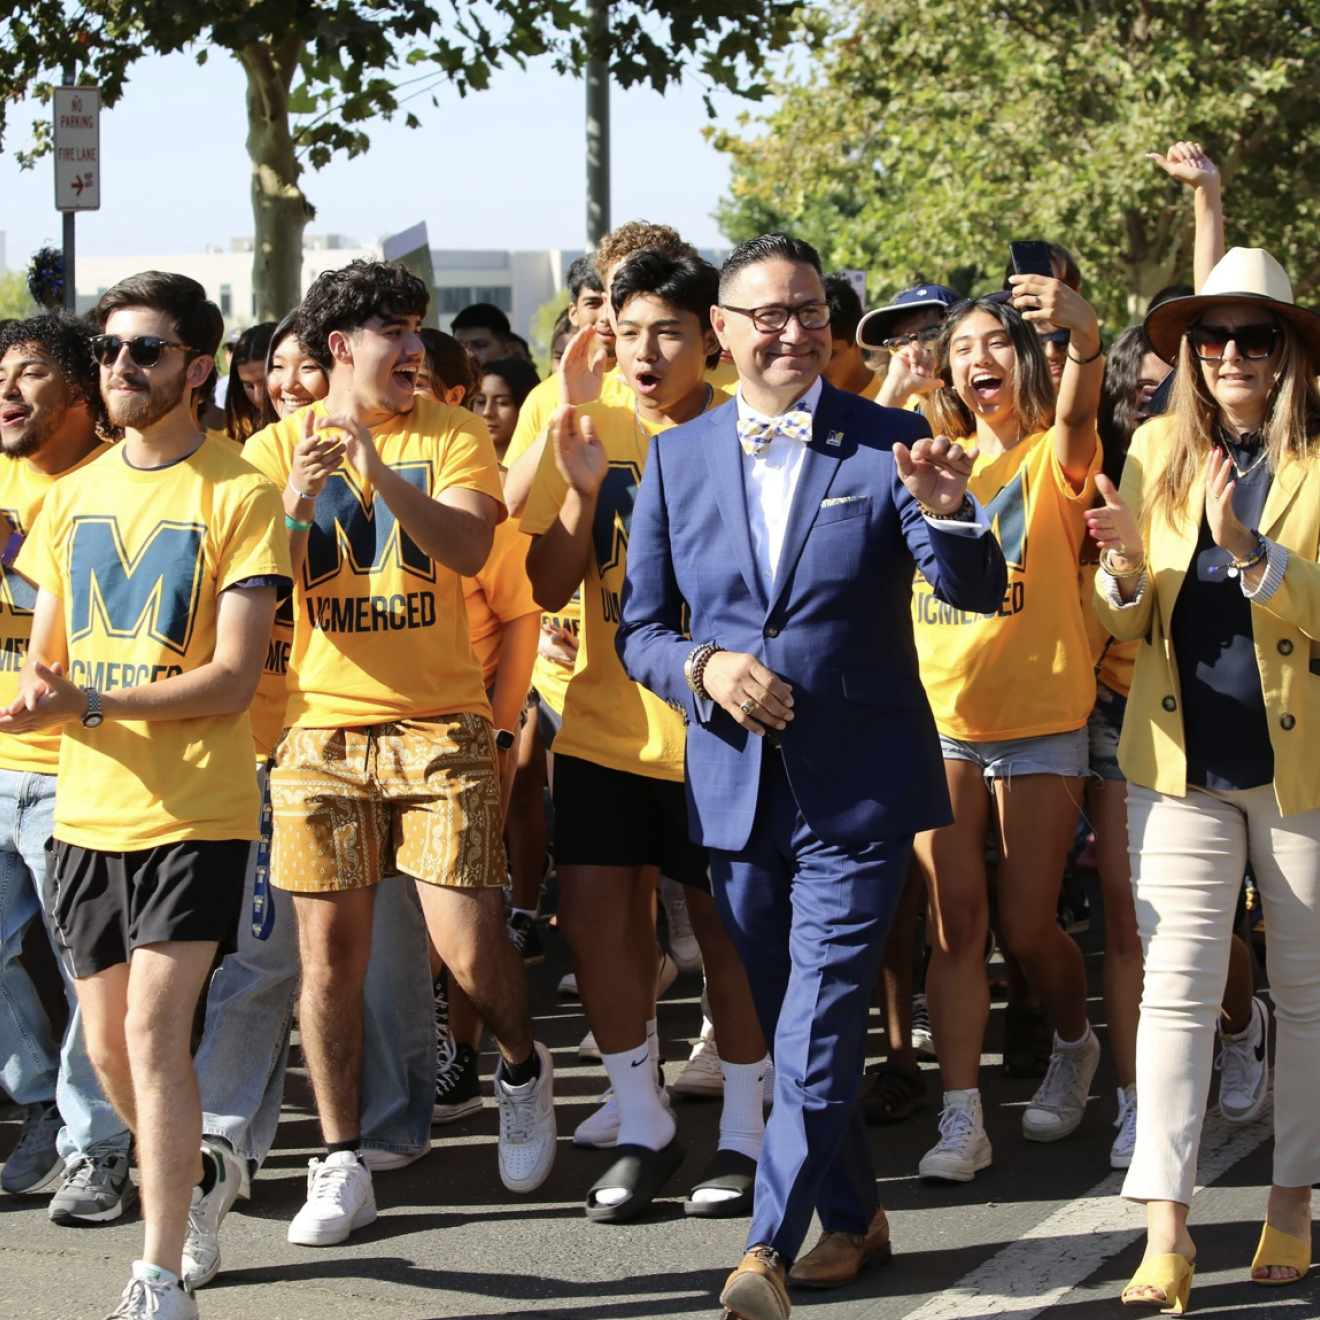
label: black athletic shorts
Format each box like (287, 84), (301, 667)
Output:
(535, 694), (563, 750)
(43, 838), (250, 978)
(552, 753), (710, 891)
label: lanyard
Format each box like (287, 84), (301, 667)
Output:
(251, 762), (275, 941)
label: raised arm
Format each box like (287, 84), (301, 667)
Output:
(1149, 140), (1224, 293)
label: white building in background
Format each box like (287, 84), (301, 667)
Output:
(71, 236), (587, 340)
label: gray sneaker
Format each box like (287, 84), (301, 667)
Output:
(1022, 1029), (1101, 1142)
(49, 1150), (137, 1225)
(1218, 995), (1270, 1124)
(1, 1101), (64, 1193)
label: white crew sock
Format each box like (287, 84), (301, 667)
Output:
(646, 1017), (660, 1072)
(689, 1057), (767, 1206)
(1056, 1027), (1092, 1051)
(591, 1042), (676, 1207)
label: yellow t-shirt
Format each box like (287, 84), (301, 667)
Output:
(249, 587), (294, 759)
(912, 427), (1100, 741)
(207, 430), (245, 457)
(0, 445), (111, 776)
(18, 442), (290, 848)
(463, 514), (539, 687)
(243, 398), (506, 729)
(521, 389), (732, 780)
(861, 372), (883, 401)
(533, 592), (581, 716)
(1080, 556), (1137, 699)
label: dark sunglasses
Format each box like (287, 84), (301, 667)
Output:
(881, 325), (943, 352)
(1038, 328), (1071, 346)
(90, 334), (195, 368)
(1186, 323), (1280, 362)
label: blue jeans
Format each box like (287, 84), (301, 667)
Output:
(194, 769), (435, 1169)
(0, 768), (130, 1158)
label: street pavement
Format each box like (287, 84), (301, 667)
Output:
(2, 871), (1313, 1320)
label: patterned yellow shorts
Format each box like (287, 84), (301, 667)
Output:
(269, 714), (506, 893)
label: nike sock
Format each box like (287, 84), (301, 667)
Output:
(646, 1017), (660, 1070)
(717, 1059), (767, 1162)
(1055, 1027), (1092, 1051)
(603, 1042), (675, 1151)
(326, 1139), (359, 1156)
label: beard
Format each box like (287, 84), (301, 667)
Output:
(104, 367), (189, 431)
(1, 401), (67, 460)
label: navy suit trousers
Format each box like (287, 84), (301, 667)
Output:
(709, 749), (911, 1260)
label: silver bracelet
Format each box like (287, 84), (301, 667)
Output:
(684, 641), (723, 699)
(287, 477), (314, 502)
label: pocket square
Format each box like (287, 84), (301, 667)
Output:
(820, 495), (867, 508)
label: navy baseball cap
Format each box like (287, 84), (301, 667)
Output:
(856, 284), (963, 348)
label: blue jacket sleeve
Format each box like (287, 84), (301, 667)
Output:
(894, 463), (1007, 614)
(616, 435), (711, 725)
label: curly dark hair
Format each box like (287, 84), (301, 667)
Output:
(0, 311), (108, 434)
(297, 260), (429, 372)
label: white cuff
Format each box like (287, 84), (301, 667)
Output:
(1099, 564), (1148, 608)
(923, 493), (990, 537)
(1242, 539), (1287, 603)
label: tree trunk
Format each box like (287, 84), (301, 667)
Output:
(238, 38), (312, 324)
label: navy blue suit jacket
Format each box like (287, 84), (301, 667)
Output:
(616, 379), (1008, 854)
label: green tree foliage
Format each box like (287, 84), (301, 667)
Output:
(714, 0), (1320, 326)
(2, 1), (798, 320)
(529, 292), (569, 377)
(0, 270), (38, 321)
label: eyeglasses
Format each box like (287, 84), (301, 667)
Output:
(1187, 323), (1280, 362)
(1038, 328), (1071, 347)
(90, 335), (195, 368)
(881, 326), (943, 352)
(721, 302), (831, 333)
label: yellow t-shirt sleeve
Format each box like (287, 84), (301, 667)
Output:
(14, 490), (65, 599)
(216, 481), (293, 592)
(519, 436), (572, 538)
(439, 415), (508, 520)
(507, 376), (561, 467)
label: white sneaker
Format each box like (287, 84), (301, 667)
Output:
(287, 1151), (377, 1246)
(573, 1072), (672, 1148)
(660, 877), (703, 974)
(105, 1262), (197, 1319)
(1022, 1029), (1101, 1142)
(360, 1140), (431, 1172)
(493, 1041), (557, 1193)
(672, 1024), (723, 1098)
(919, 1091), (993, 1182)
(1218, 995), (1270, 1124)
(911, 992), (936, 1058)
(558, 971), (579, 998)
(181, 1143), (244, 1289)
(577, 1029), (601, 1062)
(656, 948), (678, 998)
(1110, 1085), (1138, 1170)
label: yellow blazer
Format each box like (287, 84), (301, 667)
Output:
(1093, 414), (1320, 816)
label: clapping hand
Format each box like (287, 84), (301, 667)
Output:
(1205, 450), (1256, 561)
(893, 436), (979, 515)
(290, 410), (346, 497)
(550, 404), (607, 497)
(0, 661), (85, 733)
(558, 326), (608, 407)
(316, 413), (378, 484)
(1084, 474), (1143, 562)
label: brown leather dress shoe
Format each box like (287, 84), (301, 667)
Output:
(788, 1207), (892, 1289)
(719, 1245), (791, 1320)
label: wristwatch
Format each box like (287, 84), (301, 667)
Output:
(80, 688), (104, 729)
(494, 728), (516, 752)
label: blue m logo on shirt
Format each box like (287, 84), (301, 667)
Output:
(303, 463), (434, 588)
(0, 510), (36, 615)
(984, 469), (1028, 573)
(68, 518), (206, 655)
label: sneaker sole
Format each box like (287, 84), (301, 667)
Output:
(1022, 1114), (1086, 1143)
(919, 1152), (993, 1183)
(3, 1157), (66, 1195)
(670, 1076), (724, 1098)
(287, 1204), (378, 1246)
(1110, 1151), (1134, 1170)
(432, 1097), (484, 1125)
(49, 1193), (133, 1226)
(184, 1251), (222, 1290)
(1220, 1075), (1270, 1125)
(362, 1145), (430, 1172)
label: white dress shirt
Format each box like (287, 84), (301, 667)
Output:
(736, 378), (988, 586)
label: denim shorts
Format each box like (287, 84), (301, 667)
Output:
(939, 726), (1090, 786)
(1088, 682), (1128, 782)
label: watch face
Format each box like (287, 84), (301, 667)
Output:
(82, 712), (104, 728)
(495, 729), (516, 750)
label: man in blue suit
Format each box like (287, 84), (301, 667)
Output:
(616, 234), (1006, 1320)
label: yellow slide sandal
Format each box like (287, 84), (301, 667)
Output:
(1121, 1254), (1195, 1314)
(1250, 1222), (1311, 1285)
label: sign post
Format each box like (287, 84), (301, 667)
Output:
(53, 78), (101, 312)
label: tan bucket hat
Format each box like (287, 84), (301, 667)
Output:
(1144, 247), (1320, 369)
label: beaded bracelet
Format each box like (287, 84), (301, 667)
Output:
(1231, 531), (1268, 572)
(684, 641), (724, 699)
(1100, 549), (1145, 579)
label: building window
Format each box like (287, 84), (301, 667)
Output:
(219, 284), (233, 318)
(475, 286), (512, 312)
(438, 287), (473, 314)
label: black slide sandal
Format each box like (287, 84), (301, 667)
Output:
(585, 1140), (686, 1223)
(684, 1148), (757, 1218)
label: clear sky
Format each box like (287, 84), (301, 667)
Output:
(0, 46), (759, 270)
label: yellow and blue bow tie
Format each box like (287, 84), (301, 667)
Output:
(736, 408), (813, 457)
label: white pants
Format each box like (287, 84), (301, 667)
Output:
(1122, 782), (1320, 1205)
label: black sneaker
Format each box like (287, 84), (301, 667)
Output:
(432, 1042), (483, 1124)
(48, 1151), (137, 1225)
(507, 912), (545, 966)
